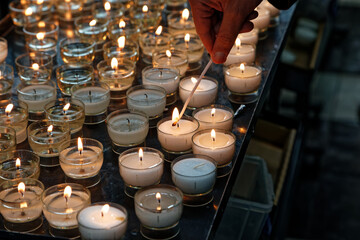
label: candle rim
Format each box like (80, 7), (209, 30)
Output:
(171, 154), (217, 177)
(28, 121), (70, 142)
(59, 37), (96, 52)
(0, 151), (40, 178)
(71, 84), (110, 99)
(75, 16), (109, 29)
(225, 64), (262, 78)
(44, 99), (85, 118)
(157, 115), (199, 136)
(192, 104), (234, 124)
(126, 85), (166, 102)
(0, 178), (44, 204)
(17, 82), (56, 97)
(191, 129), (236, 149)
(59, 137), (103, 160)
(179, 75), (218, 92)
(119, 148), (164, 170)
(23, 22), (59, 37)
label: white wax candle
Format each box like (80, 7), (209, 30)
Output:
(225, 65), (262, 93)
(179, 77), (218, 108)
(153, 55), (188, 76)
(192, 131), (235, 166)
(0, 109), (28, 144)
(157, 119), (198, 152)
(172, 158), (216, 194)
(224, 44), (256, 66)
(142, 69), (179, 94)
(251, 8), (271, 30)
(0, 41), (8, 63)
(72, 87), (110, 115)
(78, 205), (127, 240)
(119, 151), (163, 187)
(107, 113), (149, 146)
(174, 41), (204, 63)
(193, 108), (233, 131)
(259, 0), (280, 17)
(127, 89), (166, 118)
(18, 85), (56, 112)
(237, 29), (259, 45)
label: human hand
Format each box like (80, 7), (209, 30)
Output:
(189, 0), (261, 64)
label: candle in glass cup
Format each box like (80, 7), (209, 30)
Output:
(55, 0), (84, 22)
(9, 1), (42, 27)
(0, 64), (14, 100)
(0, 127), (16, 163)
(192, 105), (234, 131)
(259, 0), (280, 26)
(251, 7), (270, 38)
(237, 28), (259, 45)
(103, 36), (139, 63)
(15, 52), (52, 83)
(167, 8), (196, 35)
(75, 16), (109, 44)
(0, 102), (28, 144)
(224, 37), (256, 66)
(108, 17), (141, 42)
(60, 38), (96, 66)
(171, 33), (204, 63)
(132, 4), (161, 31)
(135, 0), (165, 11)
(224, 63), (262, 94)
(0, 37), (8, 64)
(152, 49), (188, 76)
(92, 1), (123, 20)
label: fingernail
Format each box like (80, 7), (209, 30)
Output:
(213, 52), (226, 63)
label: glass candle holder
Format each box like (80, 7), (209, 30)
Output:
(28, 119), (71, 167)
(192, 104), (234, 131)
(119, 147), (164, 197)
(55, 0), (84, 22)
(152, 49), (188, 76)
(9, 1), (42, 27)
(164, 0), (187, 13)
(71, 82), (110, 124)
(0, 37), (8, 64)
(75, 16), (109, 44)
(103, 38), (139, 63)
(251, 8), (271, 40)
(139, 27), (171, 64)
(0, 178), (44, 232)
(42, 183), (91, 239)
(97, 59), (136, 99)
(15, 52), (52, 83)
(59, 138), (103, 187)
(108, 17), (141, 42)
(142, 66), (180, 105)
(106, 0), (134, 16)
(0, 150), (40, 182)
(237, 28), (259, 45)
(0, 64), (14, 100)
(126, 85), (166, 124)
(17, 80), (57, 121)
(179, 75), (218, 109)
(106, 109), (149, 154)
(0, 127), (16, 163)
(23, 22), (59, 58)
(224, 38), (256, 66)
(135, 0), (165, 11)
(60, 38), (96, 66)
(224, 63), (262, 104)
(192, 129), (236, 177)
(131, 6), (161, 31)
(56, 64), (94, 96)
(0, 101), (28, 144)
(134, 184), (183, 239)
(78, 202), (128, 240)
(171, 154), (217, 206)
(157, 115), (199, 155)
(167, 9), (196, 35)
(171, 33), (204, 64)
(45, 98), (85, 136)
(259, 1), (280, 27)
(92, 1), (124, 20)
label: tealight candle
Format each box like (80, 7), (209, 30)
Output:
(152, 49), (188, 76)
(0, 64), (14, 100)
(45, 99), (85, 135)
(139, 25), (171, 64)
(142, 66), (180, 105)
(0, 150), (40, 181)
(0, 179), (44, 232)
(127, 85), (166, 120)
(108, 17), (142, 42)
(106, 109), (149, 152)
(132, 4), (161, 31)
(167, 8), (196, 35)
(0, 127), (16, 163)
(224, 37), (256, 66)
(55, 0), (84, 22)
(224, 63), (262, 103)
(192, 129), (236, 177)
(135, 0), (165, 11)
(192, 105), (234, 131)
(251, 7), (271, 39)
(42, 183), (91, 238)
(92, 1), (123, 20)
(17, 80), (57, 121)
(9, 1), (42, 27)
(60, 38), (96, 66)
(157, 107), (199, 154)
(119, 147), (164, 197)
(164, 0), (187, 12)
(15, 52), (52, 83)
(56, 64), (94, 96)
(237, 28), (259, 45)
(103, 36), (139, 63)
(179, 76), (218, 109)
(134, 184), (183, 239)
(171, 154), (217, 206)
(0, 37), (8, 64)
(0, 102), (28, 144)
(78, 203), (128, 240)
(28, 120), (70, 166)
(75, 16), (108, 44)
(259, 0), (280, 26)
(171, 33), (204, 64)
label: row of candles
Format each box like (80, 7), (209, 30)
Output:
(0, 0), (281, 239)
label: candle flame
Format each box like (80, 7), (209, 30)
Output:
(36, 32), (45, 41)
(47, 125), (53, 134)
(117, 36), (125, 49)
(101, 204), (110, 217)
(142, 5), (148, 13)
(63, 103), (70, 112)
(155, 25), (163, 36)
(166, 50), (172, 58)
(89, 19), (97, 27)
(64, 186), (72, 199)
(235, 38), (241, 48)
(20, 202), (28, 208)
(38, 21), (45, 27)
(211, 129), (216, 142)
(66, 29), (74, 38)
(18, 182), (25, 197)
(191, 77), (197, 84)
(184, 33), (190, 43)
(77, 137), (83, 153)
(16, 158), (21, 168)
(240, 63), (245, 72)
(5, 104), (13, 115)
(211, 108), (215, 117)
(182, 8), (190, 21)
(65, 208), (73, 214)
(104, 1), (111, 11)
(111, 57), (118, 70)
(65, 0), (70, 3)
(32, 63), (39, 71)
(119, 19), (126, 28)
(37, 0), (43, 4)
(172, 107), (180, 125)
(156, 192), (161, 202)
(139, 148), (143, 161)
(25, 7), (33, 16)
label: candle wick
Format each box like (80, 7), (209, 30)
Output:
(160, 71), (162, 77)
(144, 93), (148, 100)
(212, 137), (215, 142)
(101, 211), (104, 217)
(89, 90), (92, 103)
(211, 113), (214, 117)
(176, 123), (179, 128)
(126, 118), (131, 131)
(140, 156), (143, 162)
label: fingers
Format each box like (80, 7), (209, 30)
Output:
(239, 21), (254, 34)
(247, 10), (258, 21)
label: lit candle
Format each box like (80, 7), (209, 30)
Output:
(172, 33), (204, 64)
(237, 28), (259, 45)
(192, 105), (234, 131)
(102, 35), (139, 63)
(224, 37), (256, 66)
(75, 16), (108, 44)
(224, 63), (262, 94)
(167, 8), (196, 34)
(0, 103), (28, 144)
(251, 7), (271, 37)
(152, 49), (188, 76)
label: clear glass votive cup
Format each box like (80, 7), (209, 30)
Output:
(9, 1), (42, 27)
(0, 150), (40, 182)
(41, 183), (91, 239)
(56, 64), (94, 96)
(15, 52), (53, 83)
(75, 16), (109, 44)
(0, 64), (14, 100)
(55, 0), (84, 22)
(0, 127), (16, 163)
(28, 120), (71, 166)
(164, 0), (187, 13)
(0, 37), (8, 64)
(134, 0), (165, 11)
(171, 33), (204, 64)
(192, 104), (234, 131)
(60, 38), (96, 66)
(171, 154), (217, 206)
(139, 27), (171, 64)
(167, 10), (196, 35)
(107, 17), (141, 42)
(0, 178), (44, 232)
(92, 1), (124, 20)
(44, 98), (85, 135)
(131, 7), (161, 31)
(103, 39), (139, 63)
(152, 49), (188, 76)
